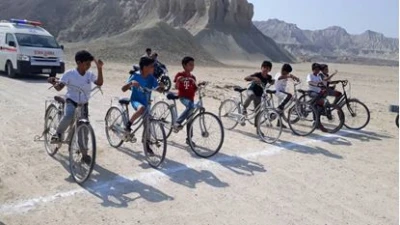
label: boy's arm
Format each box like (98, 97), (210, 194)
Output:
(48, 76), (65, 91)
(245, 74), (260, 83)
(307, 75), (322, 87)
(93, 59), (104, 86)
(290, 74), (300, 82)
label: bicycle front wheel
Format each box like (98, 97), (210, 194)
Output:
(218, 99), (240, 130)
(188, 112), (224, 158)
(143, 120), (167, 168)
(44, 104), (62, 156)
(105, 106), (125, 148)
(151, 101), (173, 138)
(69, 122), (96, 184)
(288, 102), (318, 136)
(257, 109), (283, 144)
(341, 99), (370, 130)
(319, 104), (345, 133)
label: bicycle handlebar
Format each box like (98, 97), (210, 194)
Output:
(49, 79), (103, 100)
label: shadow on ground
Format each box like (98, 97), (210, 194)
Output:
(54, 153), (173, 208)
(231, 129), (343, 159)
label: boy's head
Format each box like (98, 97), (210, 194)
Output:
(311, 63), (321, 74)
(139, 57), (155, 76)
(182, 56), (195, 72)
(281, 64), (293, 75)
(320, 64), (329, 74)
(146, 48), (152, 56)
(151, 52), (158, 60)
(261, 61), (272, 74)
(75, 50), (94, 72)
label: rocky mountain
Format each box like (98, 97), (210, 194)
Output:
(254, 19), (399, 66)
(0, 0), (293, 64)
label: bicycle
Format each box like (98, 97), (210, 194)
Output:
(334, 80), (370, 130)
(264, 80), (319, 137)
(104, 86), (167, 168)
(42, 83), (102, 184)
(299, 83), (345, 133)
(151, 82), (224, 158)
(389, 105), (399, 128)
(218, 83), (283, 143)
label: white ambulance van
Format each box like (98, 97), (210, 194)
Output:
(0, 19), (64, 78)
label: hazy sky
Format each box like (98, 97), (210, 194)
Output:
(249, 0), (399, 38)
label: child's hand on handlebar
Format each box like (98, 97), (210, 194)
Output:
(47, 77), (58, 85)
(130, 81), (140, 88)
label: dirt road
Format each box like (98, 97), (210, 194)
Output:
(0, 62), (398, 225)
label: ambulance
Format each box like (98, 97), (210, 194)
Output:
(0, 19), (65, 78)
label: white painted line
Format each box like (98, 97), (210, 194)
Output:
(0, 130), (370, 215)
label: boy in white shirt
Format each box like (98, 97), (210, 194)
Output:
(307, 63), (324, 97)
(47, 50), (104, 164)
(274, 64), (299, 128)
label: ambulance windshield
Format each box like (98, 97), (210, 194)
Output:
(15, 33), (60, 48)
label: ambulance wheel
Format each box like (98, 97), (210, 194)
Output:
(6, 61), (17, 78)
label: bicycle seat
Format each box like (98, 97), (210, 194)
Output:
(297, 89), (313, 95)
(234, 87), (247, 93)
(166, 92), (179, 100)
(266, 90), (276, 94)
(54, 96), (65, 104)
(119, 98), (130, 105)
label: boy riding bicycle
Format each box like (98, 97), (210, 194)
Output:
(47, 50), (104, 164)
(243, 61), (274, 127)
(172, 56), (206, 145)
(121, 57), (164, 140)
(274, 64), (300, 128)
(319, 64), (342, 105)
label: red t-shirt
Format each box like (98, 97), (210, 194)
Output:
(174, 72), (197, 101)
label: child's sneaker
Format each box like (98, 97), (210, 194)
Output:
(50, 133), (61, 143)
(173, 124), (183, 133)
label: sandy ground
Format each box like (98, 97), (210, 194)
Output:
(0, 61), (398, 225)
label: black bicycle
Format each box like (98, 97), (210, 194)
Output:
(330, 80), (370, 130)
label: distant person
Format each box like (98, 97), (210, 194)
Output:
(144, 48), (152, 57)
(242, 61), (274, 127)
(274, 64), (300, 128)
(47, 50), (104, 164)
(151, 52), (167, 79)
(319, 64), (342, 105)
(173, 56), (206, 146)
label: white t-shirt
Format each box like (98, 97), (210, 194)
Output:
(60, 69), (97, 104)
(307, 73), (322, 93)
(274, 73), (288, 92)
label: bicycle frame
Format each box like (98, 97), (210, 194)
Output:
(165, 84), (208, 127)
(107, 87), (160, 139)
(48, 84), (102, 144)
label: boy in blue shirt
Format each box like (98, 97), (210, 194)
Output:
(121, 57), (163, 134)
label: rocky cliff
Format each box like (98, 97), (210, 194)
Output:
(0, 0), (293, 64)
(254, 19), (399, 66)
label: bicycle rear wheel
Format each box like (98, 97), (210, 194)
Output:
(44, 104), (62, 156)
(218, 99), (240, 130)
(151, 101), (173, 138)
(256, 109), (283, 144)
(319, 104), (345, 133)
(396, 115), (399, 128)
(288, 102), (318, 136)
(104, 106), (125, 148)
(341, 99), (370, 130)
(69, 122), (96, 184)
(188, 112), (224, 158)
(143, 119), (167, 168)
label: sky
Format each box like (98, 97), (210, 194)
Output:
(249, 0), (399, 38)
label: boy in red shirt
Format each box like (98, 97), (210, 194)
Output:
(173, 57), (204, 143)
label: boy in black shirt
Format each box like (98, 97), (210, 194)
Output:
(243, 61), (274, 125)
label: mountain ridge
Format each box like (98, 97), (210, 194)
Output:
(254, 19), (398, 66)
